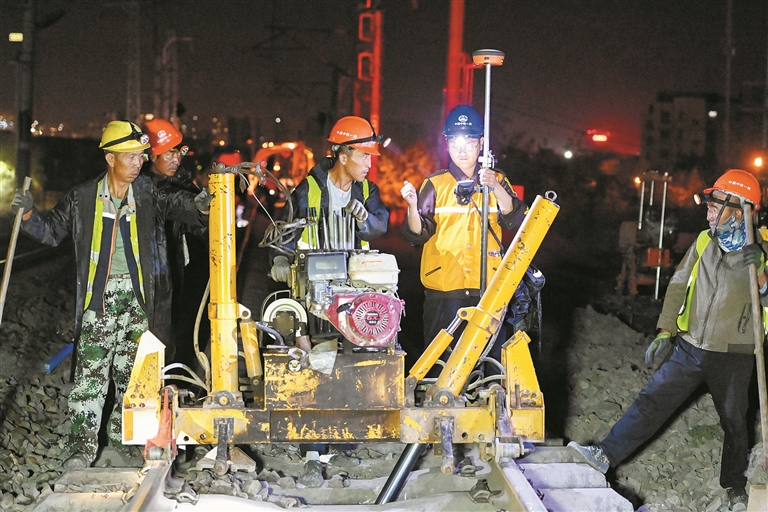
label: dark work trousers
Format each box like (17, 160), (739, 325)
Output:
(599, 338), (754, 489)
(423, 291), (506, 370)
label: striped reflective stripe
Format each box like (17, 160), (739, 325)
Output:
(84, 192), (107, 309)
(127, 213), (144, 300)
(298, 177), (322, 250)
(298, 176), (370, 250)
(434, 206), (499, 215)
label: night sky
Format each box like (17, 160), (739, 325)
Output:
(1, 0), (767, 154)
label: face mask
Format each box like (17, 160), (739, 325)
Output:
(714, 211), (747, 252)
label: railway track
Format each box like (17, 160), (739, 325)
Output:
(32, 445), (634, 511)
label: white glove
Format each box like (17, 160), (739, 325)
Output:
(270, 256), (291, 283)
(345, 199), (368, 222)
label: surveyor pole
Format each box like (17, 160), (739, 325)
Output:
(472, 49), (504, 295)
(742, 203), (768, 475)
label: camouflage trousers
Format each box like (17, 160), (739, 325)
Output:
(68, 275), (147, 462)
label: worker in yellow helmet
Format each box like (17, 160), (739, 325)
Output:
(11, 120), (210, 470)
(269, 116), (390, 282)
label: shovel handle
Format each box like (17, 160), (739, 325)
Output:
(0, 176), (32, 326)
(743, 203), (768, 476)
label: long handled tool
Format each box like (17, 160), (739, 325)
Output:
(0, 176), (32, 326)
(472, 49), (504, 295)
(743, 203), (768, 478)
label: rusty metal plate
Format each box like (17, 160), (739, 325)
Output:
(264, 352), (404, 410)
(270, 409), (401, 442)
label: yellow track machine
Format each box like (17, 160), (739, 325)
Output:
(122, 161), (562, 507)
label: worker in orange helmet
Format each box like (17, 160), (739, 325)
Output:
(569, 169), (766, 509)
(143, 118), (208, 369)
(269, 116), (389, 282)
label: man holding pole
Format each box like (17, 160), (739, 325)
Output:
(569, 169), (767, 508)
(400, 105), (526, 359)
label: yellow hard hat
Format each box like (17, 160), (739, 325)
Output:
(99, 120), (151, 152)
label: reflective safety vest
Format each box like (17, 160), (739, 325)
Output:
(677, 230), (768, 335)
(298, 176), (370, 250)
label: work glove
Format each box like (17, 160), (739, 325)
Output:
(345, 199), (368, 223)
(194, 188), (212, 213)
(645, 331), (671, 366)
(741, 243), (765, 272)
(11, 190), (33, 215)
(270, 255), (291, 283)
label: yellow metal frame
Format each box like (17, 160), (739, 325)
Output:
(123, 164), (558, 457)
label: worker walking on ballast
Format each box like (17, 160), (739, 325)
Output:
(569, 169), (766, 509)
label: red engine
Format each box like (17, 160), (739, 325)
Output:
(326, 292), (403, 347)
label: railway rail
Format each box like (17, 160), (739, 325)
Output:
(33, 445), (633, 511)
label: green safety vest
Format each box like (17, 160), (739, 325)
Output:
(677, 230), (768, 335)
(298, 176), (370, 250)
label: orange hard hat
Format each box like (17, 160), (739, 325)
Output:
(144, 118), (183, 156)
(327, 116), (380, 156)
(703, 168), (762, 210)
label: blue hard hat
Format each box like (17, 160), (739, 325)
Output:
(443, 105), (483, 137)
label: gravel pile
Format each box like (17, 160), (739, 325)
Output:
(0, 254), (766, 511)
(564, 305), (766, 511)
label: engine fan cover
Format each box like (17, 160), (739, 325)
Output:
(327, 293), (403, 346)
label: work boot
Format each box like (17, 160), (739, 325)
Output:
(567, 441), (610, 474)
(63, 451), (91, 471)
(726, 486), (748, 509)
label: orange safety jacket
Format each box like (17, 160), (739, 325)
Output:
(402, 163), (527, 293)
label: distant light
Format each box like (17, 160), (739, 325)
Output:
(269, 189), (275, 195)
(212, 117), (218, 123)
(634, 177), (641, 185)
(246, 138), (253, 145)
(181, 124), (187, 130)
(592, 134), (608, 142)
(192, 115), (198, 121)
(564, 150), (573, 159)
(0, 119), (8, 130)
(287, 142), (296, 150)
(262, 142), (269, 148)
(273, 163), (281, 171)
(708, 110), (718, 118)
(144, 113), (154, 121)
(275, 117), (281, 123)
(218, 140), (225, 146)
(268, 142), (274, 148)
(755, 157), (763, 168)
(9, 33), (23, 42)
